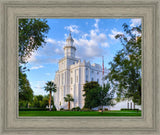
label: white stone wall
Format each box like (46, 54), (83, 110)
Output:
(92, 99), (142, 111)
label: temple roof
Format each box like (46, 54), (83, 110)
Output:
(66, 32), (74, 41)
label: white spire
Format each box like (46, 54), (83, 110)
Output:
(66, 31), (74, 44)
(64, 31), (76, 58)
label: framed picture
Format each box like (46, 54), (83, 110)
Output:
(0, 0), (159, 135)
(18, 18), (142, 117)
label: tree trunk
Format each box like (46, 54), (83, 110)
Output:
(68, 101), (70, 110)
(101, 105), (103, 114)
(49, 91), (52, 111)
(27, 102), (29, 108)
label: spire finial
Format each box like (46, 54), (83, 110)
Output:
(69, 30), (72, 36)
(66, 30), (74, 42)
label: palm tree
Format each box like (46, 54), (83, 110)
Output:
(44, 81), (57, 111)
(64, 94), (74, 110)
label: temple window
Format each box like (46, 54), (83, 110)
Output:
(71, 77), (73, 84)
(91, 78), (94, 81)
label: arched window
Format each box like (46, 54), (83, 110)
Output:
(97, 79), (99, 83)
(86, 75), (88, 81)
(91, 78), (94, 81)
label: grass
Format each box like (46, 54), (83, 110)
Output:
(19, 110), (141, 117)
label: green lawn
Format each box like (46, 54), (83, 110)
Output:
(19, 110), (141, 116)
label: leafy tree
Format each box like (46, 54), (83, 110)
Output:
(36, 95), (43, 101)
(32, 96), (39, 108)
(64, 94), (74, 110)
(40, 94), (56, 110)
(83, 81), (101, 109)
(19, 66), (33, 108)
(99, 83), (114, 112)
(32, 95), (44, 108)
(40, 95), (50, 108)
(31, 94), (57, 110)
(19, 19), (50, 109)
(108, 23), (141, 105)
(44, 81), (57, 111)
(83, 81), (114, 110)
(19, 19), (50, 64)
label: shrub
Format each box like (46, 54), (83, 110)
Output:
(121, 108), (139, 111)
(52, 105), (57, 111)
(71, 107), (81, 111)
(64, 109), (70, 111)
(60, 108), (64, 111)
(71, 107), (76, 111)
(81, 108), (91, 112)
(19, 108), (49, 111)
(19, 101), (28, 108)
(104, 108), (108, 111)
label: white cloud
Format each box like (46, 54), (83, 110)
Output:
(94, 19), (100, 32)
(74, 31), (108, 48)
(45, 38), (56, 44)
(94, 19), (100, 29)
(73, 22), (109, 59)
(55, 48), (60, 53)
(27, 38), (64, 65)
(130, 19), (141, 36)
(64, 25), (79, 34)
(130, 19), (141, 27)
(101, 42), (109, 47)
(64, 33), (68, 39)
(30, 65), (44, 70)
(45, 73), (51, 76)
(81, 33), (88, 39)
(68, 19), (109, 59)
(84, 46), (103, 58)
(33, 81), (46, 95)
(27, 51), (39, 63)
(109, 29), (123, 40)
(28, 19), (109, 65)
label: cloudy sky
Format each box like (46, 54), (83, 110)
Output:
(25, 18), (141, 95)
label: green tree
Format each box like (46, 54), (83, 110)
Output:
(99, 83), (114, 113)
(19, 66), (33, 108)
(40, 95), (56, 110)
(19, 19), (50, 64)
(44, 81), (57, 111)
(83, 81), (101, 109)
(32, 95), (43, 108)
(108, 23), (141, 105)
(18, 19), (50, 109)
(64, 94), (74, 110)
(40, 95), (50, 108)
(36, 95), (43, 101)
(83, 81), (114, 110)
(32, 96), (39, 108)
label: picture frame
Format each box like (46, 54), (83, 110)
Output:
(0, 0), (159, 135)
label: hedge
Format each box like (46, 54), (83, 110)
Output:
(19, 108), (56, 111)
(120, 108), (139, 111)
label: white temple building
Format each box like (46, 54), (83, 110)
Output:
(54, 33), (108, 110)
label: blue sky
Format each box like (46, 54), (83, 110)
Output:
(25, 18), (141, 96)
